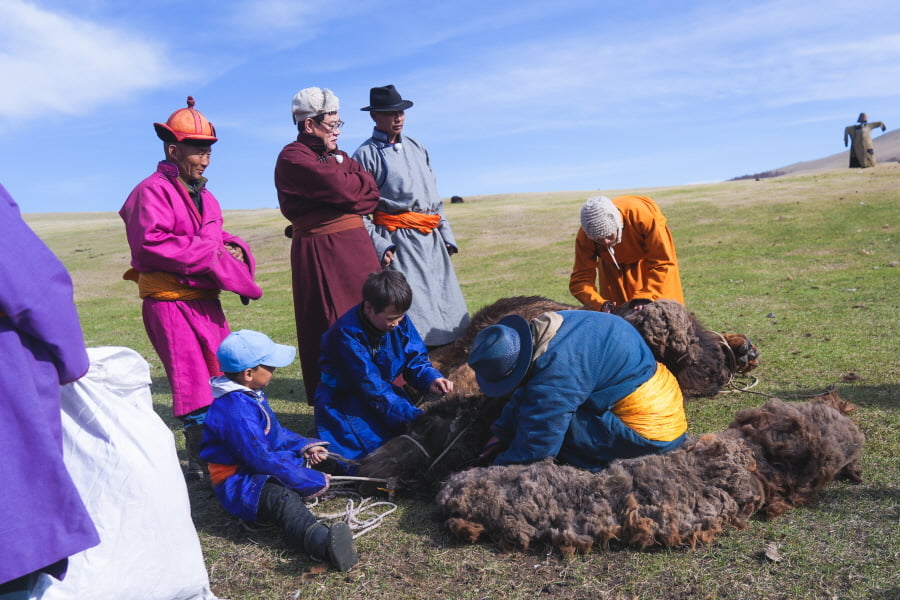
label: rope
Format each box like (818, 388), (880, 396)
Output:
(304, 478), (398, 538)
(721, 373), (763, 394)
(394, 434), (432, 461)
(311, 493), (398, 539)
(711, 330), (738, 388)
(427, 424), (472, 472)
(299, 455), (398, 536)
(706, 331), (774, 398)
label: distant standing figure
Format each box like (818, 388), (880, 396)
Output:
(1, 182), (99, 597)
(570, 195), (684, 312)
(120, 97), (262, 479)
(353, 84), (470, 347)
(844, 112), (886, 168)
(275, 87), (383, 405)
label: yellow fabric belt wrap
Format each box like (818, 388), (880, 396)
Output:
(372, 210), (441, 234)
(123, 268), (220, 301)
(207, 462), (239, 487)
(612, 362), (687, 441)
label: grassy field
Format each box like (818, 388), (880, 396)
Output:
(25, 164), (899, 600)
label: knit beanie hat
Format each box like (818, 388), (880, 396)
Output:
(292, 87), (339, 124)
(580, 196), (623, 242)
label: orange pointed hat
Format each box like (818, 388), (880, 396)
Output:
(154, 96), (218, 144)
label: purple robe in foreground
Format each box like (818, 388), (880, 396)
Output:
(0, 183), (99, 585)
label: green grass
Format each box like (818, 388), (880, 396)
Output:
(25, 163), (899, 600)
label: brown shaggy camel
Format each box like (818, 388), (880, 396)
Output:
(428, 296), (759, 398)
(435, 389), (863, 555)
(358, 296), (760, 492)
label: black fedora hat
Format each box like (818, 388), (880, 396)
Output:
(360, 85), (414, 112)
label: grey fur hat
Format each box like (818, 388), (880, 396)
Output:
(292, 87), (339, 124)
(580, 195), (623, 242)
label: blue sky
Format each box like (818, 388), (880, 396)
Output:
(2, 0), (899, 213)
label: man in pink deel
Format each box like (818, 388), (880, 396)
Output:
(120, 97), (262, 479)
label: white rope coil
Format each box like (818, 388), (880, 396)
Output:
(303, 472), (398, 538)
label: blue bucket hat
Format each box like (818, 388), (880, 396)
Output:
(217, 330), (296, 372)
(467, 315), (533, 397)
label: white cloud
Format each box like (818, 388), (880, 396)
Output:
(402, 0), (900, 138)
(0, 0), (179, 120)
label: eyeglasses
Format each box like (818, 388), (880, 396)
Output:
(319, 119), (344, 132)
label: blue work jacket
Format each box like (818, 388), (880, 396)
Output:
(201, 377), (329, 522)
(493, 310), (687, 471)
(314, 304), (441, 463)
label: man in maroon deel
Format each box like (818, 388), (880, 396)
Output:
(275, 87), (382, 405)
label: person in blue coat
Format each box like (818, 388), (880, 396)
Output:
(315, 270), (453, 468)
(200, 329), (357, 572)
(468, 310), (687, 472)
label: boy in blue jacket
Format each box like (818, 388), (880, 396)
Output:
(314, 270), (453, 469)
(200, 329), (357, 571)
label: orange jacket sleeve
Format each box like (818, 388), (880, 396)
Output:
(569, 227), (607, 309)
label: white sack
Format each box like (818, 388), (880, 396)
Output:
(34, 347), (219, 600)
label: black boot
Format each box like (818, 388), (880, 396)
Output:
(258, 482), (358, 571)
(183, 425), (208, 481)
(304, 522), (358, 572)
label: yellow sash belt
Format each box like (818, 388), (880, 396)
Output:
(372, 210), (441, 234)
(123, 268), (220, 301)
(612, 363), (687, 441)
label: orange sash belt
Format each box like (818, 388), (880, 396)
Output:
(372, 210), (441, 234)
(123, 268), (220, 301)
(612, 362), (687, 441)
(208, 462), (239, 487)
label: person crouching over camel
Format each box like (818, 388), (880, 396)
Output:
(468, 310), (687, 470)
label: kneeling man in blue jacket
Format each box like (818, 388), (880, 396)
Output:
(468, 310), (687, 471)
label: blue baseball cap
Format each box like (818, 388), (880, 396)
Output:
(467, 315), (533, 397)
(217, 330), (296, 372)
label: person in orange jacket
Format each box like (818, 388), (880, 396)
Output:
(569, 195), (683, 312)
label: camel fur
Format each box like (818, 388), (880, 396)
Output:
(435, 389), (864, 556)
(616, 299), (760, 398)
(357, 392), (507, 494)
(359, 296), (760, 491)
(428, 296), (759, 399)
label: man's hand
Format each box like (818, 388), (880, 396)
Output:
(304, 445), (329, 465)
(382, 249), (395, 268)
(479, 435), (504, 461)
(630, 298), (652, 311)
(225, 242), (244, 262)
(429, 377), (453, 395)
(599, 301), (616, 313)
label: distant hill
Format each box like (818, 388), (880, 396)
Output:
(731, 127), (900, 181)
